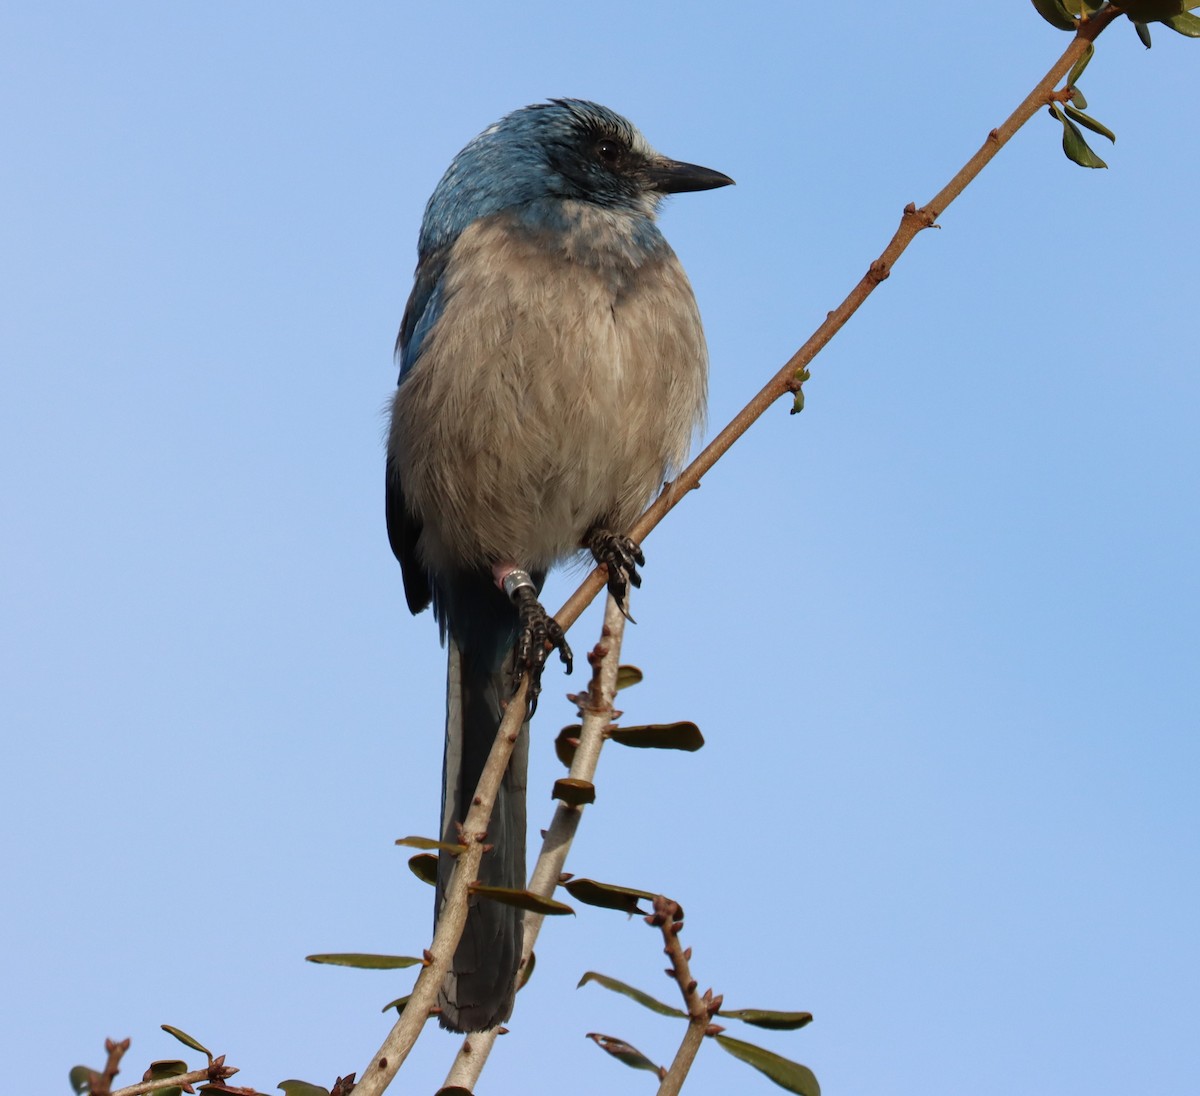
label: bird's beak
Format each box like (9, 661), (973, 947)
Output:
(645, 157), (735, 194)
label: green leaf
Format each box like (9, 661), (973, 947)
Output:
(408, 852), (438, 885)
(1064, 103), (1116, 142)
(1068, 40), (1094, 85)
(609, 721), (704, 752)
(1134, 19), (1154, 46)
(720, 1009), (815, 1031)
(1030, 0), (1077, 30)
(395, 835), (466, 854)
(278, 1082), (332, 1096)
(790, 366), (812, 415)
(564, 877), (655, 915)
(554, 724), (581, 767)
(1120, 0), (1186, 18)
(556, 718), (703, 767)
(161, 1024), (212, 1062)
(562, 878), (683, 919)
(144, 1060), (188, 1096)
(306, 953), (423, 969)
(577, 971), (687, 1018)
(585, 1033), (664, 1078)
(69, 1066), (93, 1094)
(1164, 10), (1200, 32)
(1050, 103), (1108, 168)
(1061, 117), (1108, 168)
(716, 1035), (821, 1096)
(615, 665), (644, 690)
(1071, 87), (1088, 108)
(553, 777), (596, 806)
(380, 994), (411, 1015)
(469, 885), (574, 915)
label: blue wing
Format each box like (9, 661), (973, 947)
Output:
(386, 246), (451, 615)
(394, 246), (450, 381)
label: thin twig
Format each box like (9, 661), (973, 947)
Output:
(440, 1025), (499, 1092)
(109, 1059), (242, 1096)
(654, 897), (721, 1096)
(85, 1039), (130, 1096)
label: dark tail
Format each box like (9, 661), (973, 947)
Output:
(435, 632), (528, 1032)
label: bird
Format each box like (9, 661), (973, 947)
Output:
(386, 98), (731, 1032)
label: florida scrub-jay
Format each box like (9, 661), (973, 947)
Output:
(386, 99), (731, 1032)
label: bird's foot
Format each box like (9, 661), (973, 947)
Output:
(585, 528), (644, 619)
(501, 570), (573, 717)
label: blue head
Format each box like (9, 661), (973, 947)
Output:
(418, 99), (733, 255)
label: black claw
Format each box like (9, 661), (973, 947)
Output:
(511, 586), (573, 717)
(586, 529), (645, 611)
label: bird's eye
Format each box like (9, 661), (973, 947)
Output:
(595, 139), (623, 166)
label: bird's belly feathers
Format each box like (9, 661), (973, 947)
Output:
(390, 213), (708, 573)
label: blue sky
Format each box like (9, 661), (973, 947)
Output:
(3, 4), (1197, 1094)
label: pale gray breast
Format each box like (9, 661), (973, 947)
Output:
(390, 207), (708, 574)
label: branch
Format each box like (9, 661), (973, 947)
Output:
(442, 595), (630, 1090)
(78, 1038), (245, 1096)
(555, 6), (1121, 631)
(83, 1039), (130, 1096)
(109, 1059), (242, 1096)
(351, 670), (533, 1094)
(654, 897), (722, 1096)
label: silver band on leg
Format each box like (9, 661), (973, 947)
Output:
(501, 569), (537, 603)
